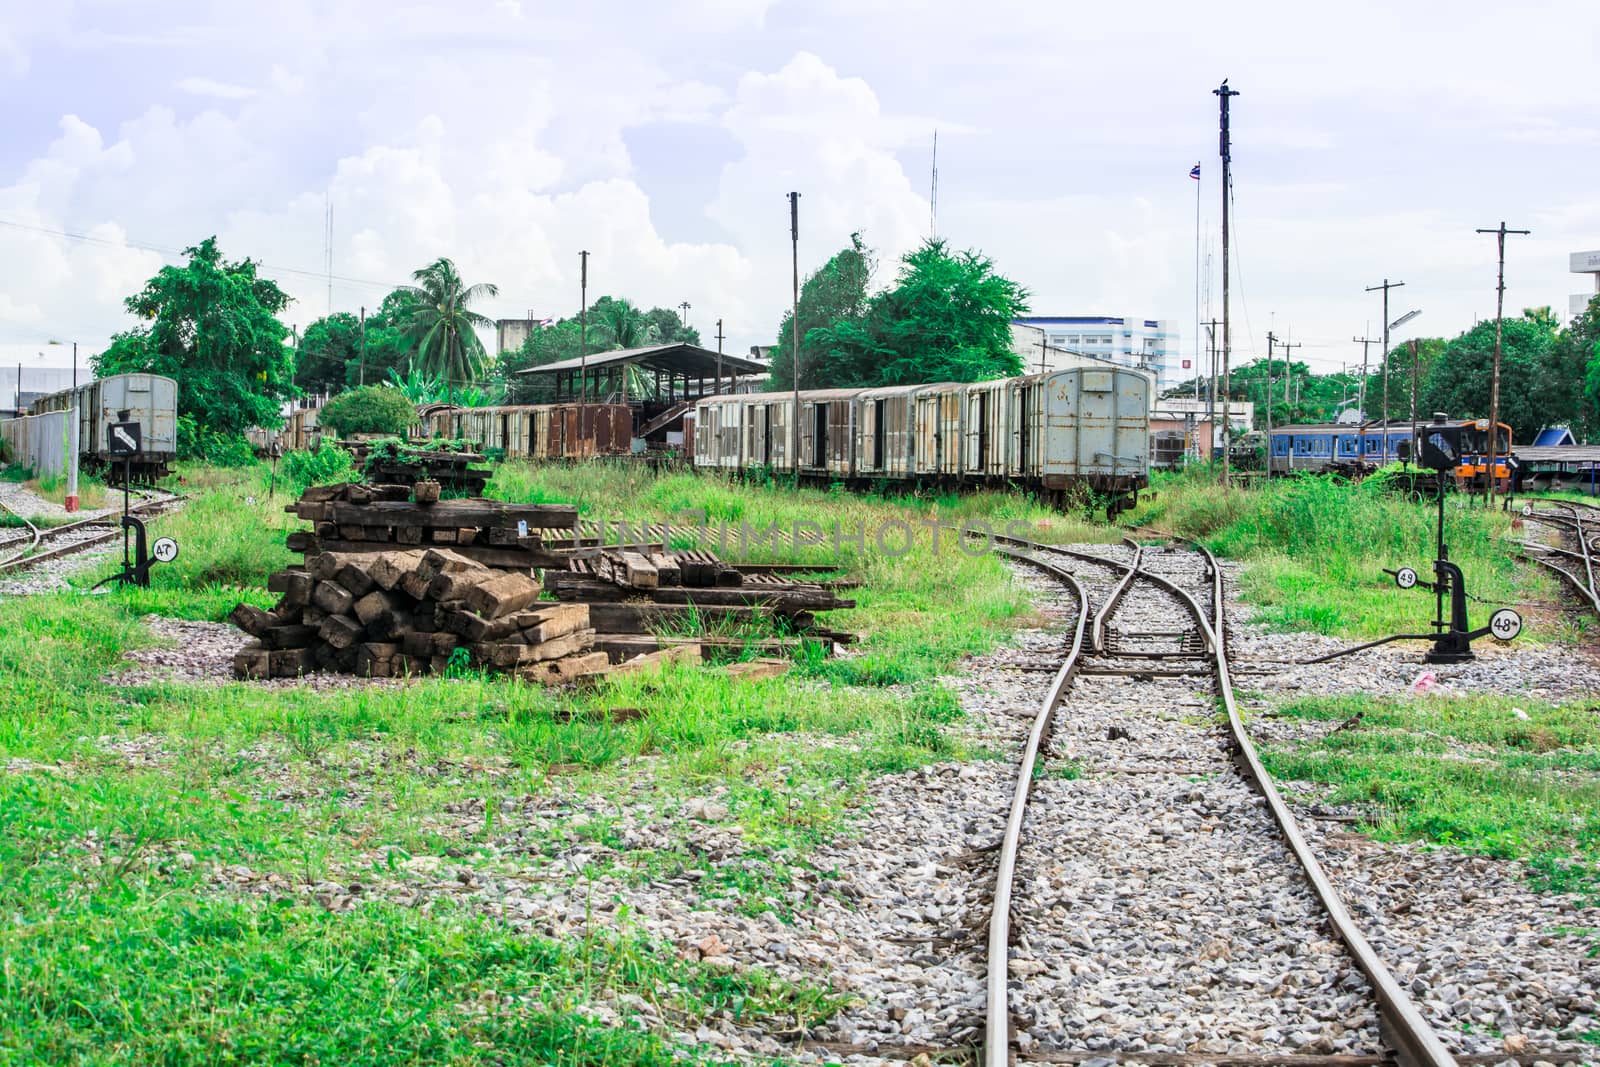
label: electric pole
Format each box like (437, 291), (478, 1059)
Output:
(678, 301), (691, 331)
(788, 191), (801, 486)
(1352, 331), (1379, 460)
(1475, 221), (1530, 508)
(714, 318), (726, 396)
(1264, 330), (1277, 480)
(1366, 278), (1405, 453)
(358, 305), (367, 386)
(1204, 318), (1221, 462)
(579, 250), (589, 451)
(1214, 79), (1239, 486)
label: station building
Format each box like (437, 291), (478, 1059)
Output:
(1572, 250), (1600, 320)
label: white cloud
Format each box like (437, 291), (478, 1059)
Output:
(174, 76), (258, 100)
(4, 0), (1600, 371)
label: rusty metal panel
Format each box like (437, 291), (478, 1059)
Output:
(827, 399), (853, 476)
(682, 413), (695, 458)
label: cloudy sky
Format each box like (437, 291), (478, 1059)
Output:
(3, 0), (1598, 376)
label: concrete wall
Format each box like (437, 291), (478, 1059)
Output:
(497, 319), (536, 355)
(0, 409), (70, 477)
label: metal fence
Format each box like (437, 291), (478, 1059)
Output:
(0, 409), (72, 478)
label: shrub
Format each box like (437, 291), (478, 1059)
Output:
(281, 440), (355, 491)
(176, 414), (258, 467)
(317, 386), (418, 439)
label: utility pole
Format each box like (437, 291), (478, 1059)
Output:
(358, 305), (367, 386)
(1365, 278), (1405, 455)
(1203, 318), (1221, 461)
(1265, 330), (1277, 480)
(1475, 221), (1530, 508)
(579, 250), (589, 453)
(714, 318), (726, 395)
(678, 301), (692, 331)
(1352, 331), (1379, 461)
(789, 191), (801, 486)
(1214, 79), (1239, 487)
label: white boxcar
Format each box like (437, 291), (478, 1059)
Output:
(1026, 367), (1149, 487)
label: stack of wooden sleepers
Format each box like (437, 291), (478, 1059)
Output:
(229, 482), (854, 683)
(282, 482), (575, 568)
(230, 547), (629, 684)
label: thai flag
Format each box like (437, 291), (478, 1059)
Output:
(539, 316), (556, 328)
(1189, 163), (1201, 180)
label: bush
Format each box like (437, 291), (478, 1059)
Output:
(317, 386), (418, 439)
(281, 440), (355, 491)
(176, 414), (258, 467)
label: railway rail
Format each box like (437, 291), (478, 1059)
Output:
(982, 534), (1458, 1067)
(0, 491), (181, 576)
(1515, 501), (1600, 618)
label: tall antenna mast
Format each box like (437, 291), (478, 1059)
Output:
(929, 130), (938, 238)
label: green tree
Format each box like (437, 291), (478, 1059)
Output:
(861, 238), (1028, 386)
(317, 384), (419, 438)
(769, 233), (875, 391)
(93, 237), (294, 442)
(586, 296), (656, 351)
(294, 312), (363, 396)
(644, 305), (701, 346)
(398, 258), (498, 407)
(1420, 316), (1560, 444)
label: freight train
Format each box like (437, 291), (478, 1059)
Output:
(691, 367), (1152, 512)
(14, 373), (179, 481)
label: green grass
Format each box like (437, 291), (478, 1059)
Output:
(1259, 692), (1600, 892)
(1, 886), (835, 1066)
(1127, 466), (1552, 638)
(2, 459), (1120, 1063)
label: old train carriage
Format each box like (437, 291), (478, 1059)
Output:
(691, 367), (1151, 512)
(25, 373), (179, 481)
(423, 402), (634, 460)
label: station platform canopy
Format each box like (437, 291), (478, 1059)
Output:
(517, 342), (766, 403)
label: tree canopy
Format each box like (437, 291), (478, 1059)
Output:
(769, 233), (875, 391)
(399, 258), (498, 405)
(769, 236), (1026, 391)
(93, 237), (294, 440)
(1419, 314), (1560, 444)
(317, 385), (419, 438)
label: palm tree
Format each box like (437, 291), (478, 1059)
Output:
(399, 258), (498, 414)
(590, 297), (657, 351)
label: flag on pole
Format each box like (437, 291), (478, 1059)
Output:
(1189, 163), (1201, 180)
(539, 316), (556, 328)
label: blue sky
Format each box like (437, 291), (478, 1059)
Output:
(2, 0), (1597, 374)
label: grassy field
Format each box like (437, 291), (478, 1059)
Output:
(2, 456), (1592, 1061)
(0, 459), (1115, 1065)
(1259, 692), (1600, 899)
(1125, 466), (1557, 639)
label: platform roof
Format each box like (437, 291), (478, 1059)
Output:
(516, 342), (765, 379)
(1512, 445), (1600, 463)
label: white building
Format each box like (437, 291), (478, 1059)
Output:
(1008, 323), (1131, 377)
(1012, 316), (1182, 393)
(1572, 250), (1600, 320)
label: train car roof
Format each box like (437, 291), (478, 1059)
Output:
(1268, 421), (1417, 434)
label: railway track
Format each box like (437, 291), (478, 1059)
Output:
(1515, 501), (1600, 617)
(981, 534), (1458, 1066)
(0, 491), (182, 577)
